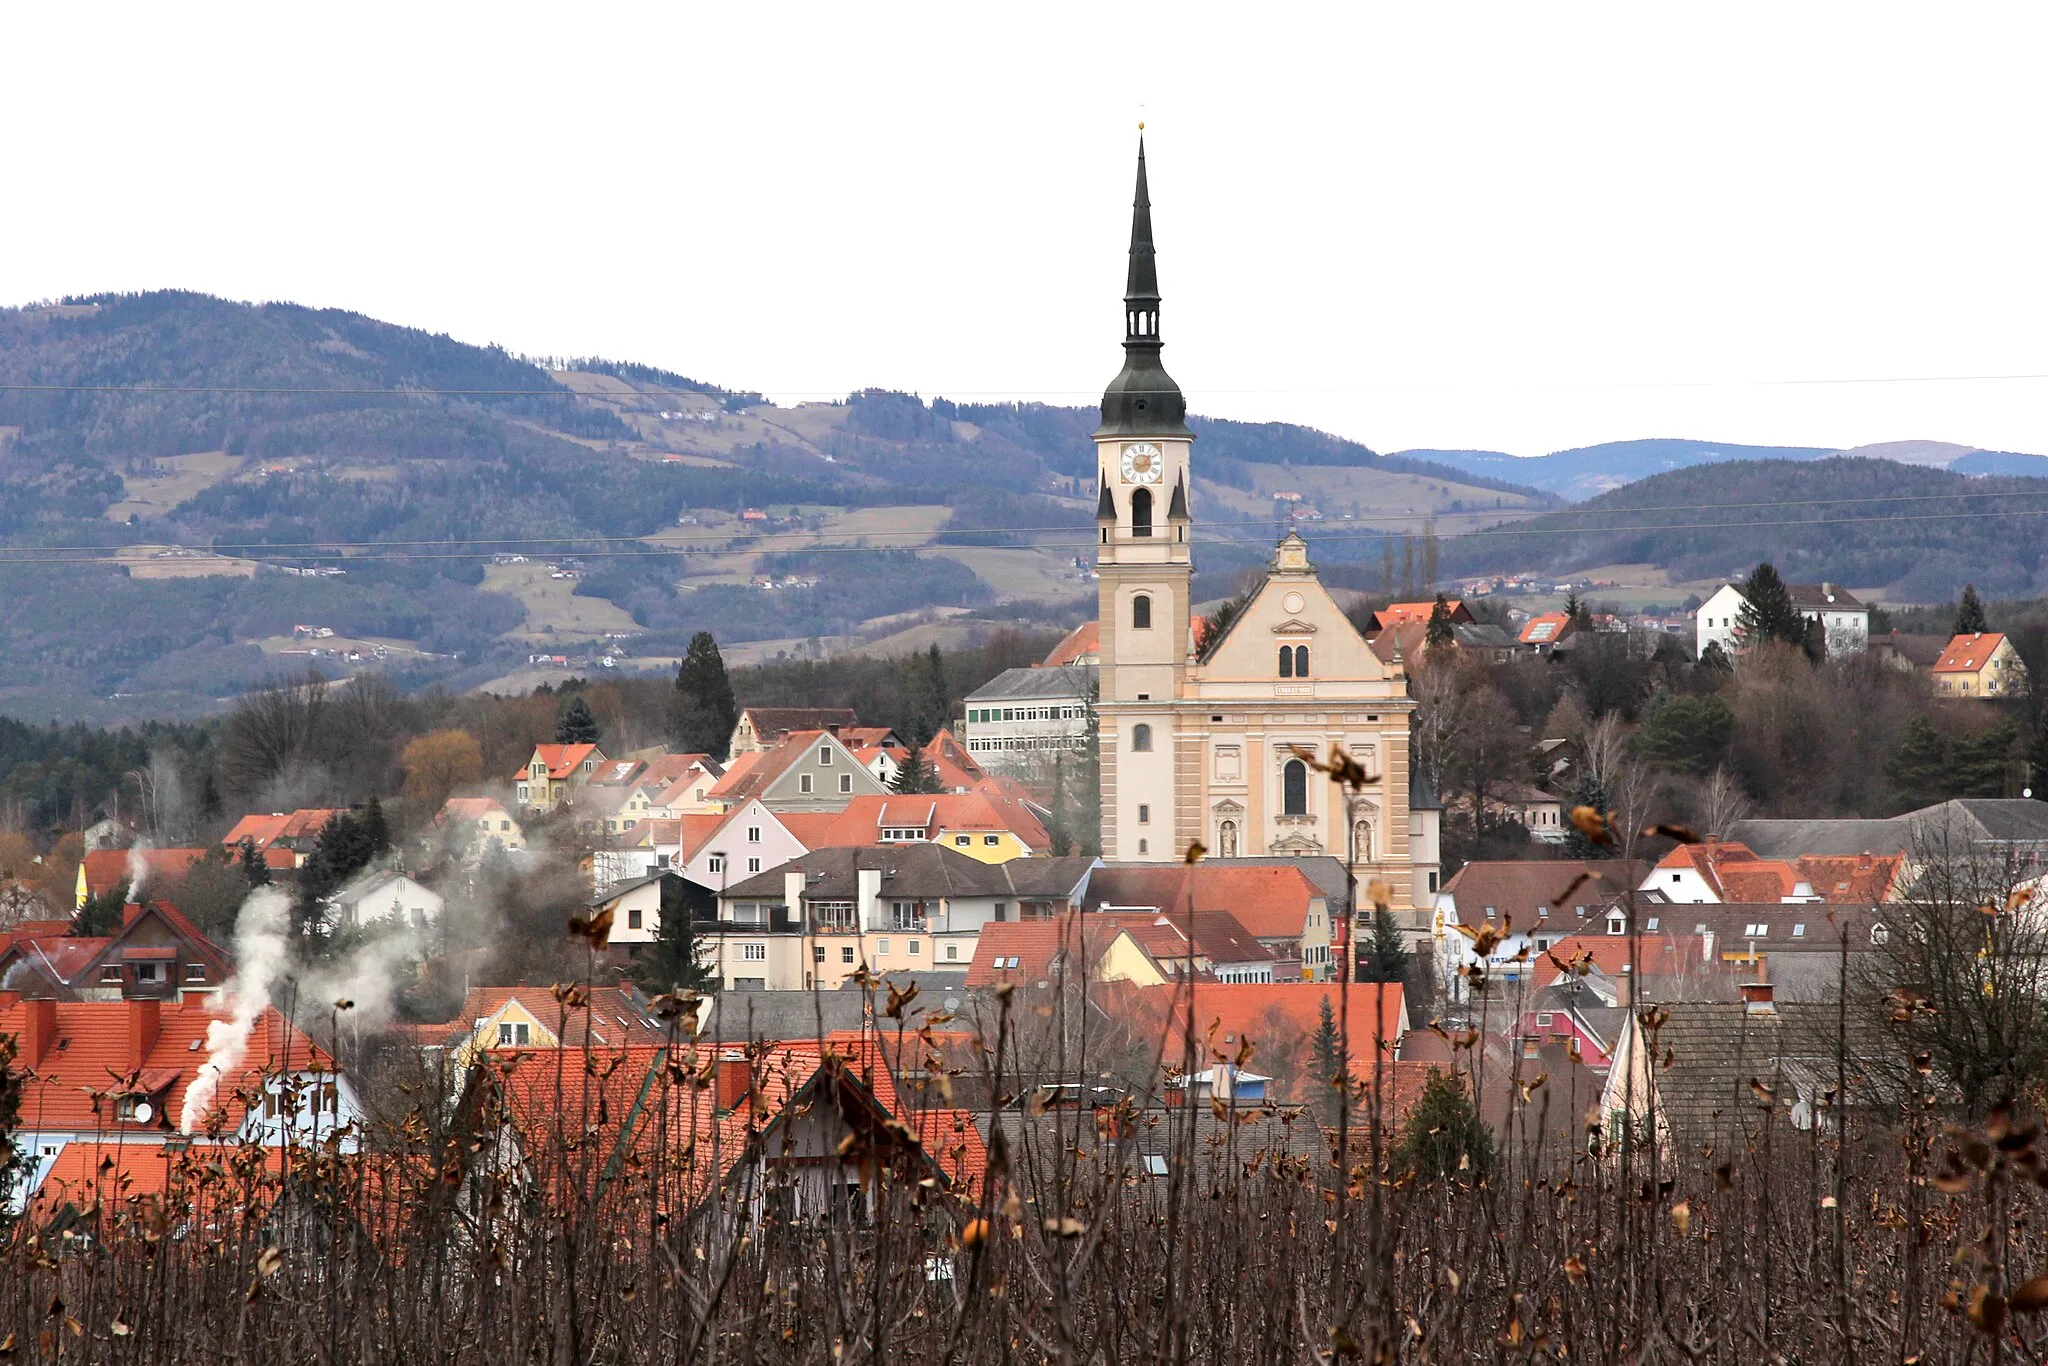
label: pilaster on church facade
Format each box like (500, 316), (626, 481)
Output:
(1088, 139), (1435, 910)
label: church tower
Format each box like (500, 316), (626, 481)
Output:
(1095, 137), (1195, 862)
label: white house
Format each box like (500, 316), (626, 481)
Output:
(682, 799), (813, 890)
(326, 869), (444, 929)
(962, 665), (1096, 767)
(1695, 581), (1870, 659)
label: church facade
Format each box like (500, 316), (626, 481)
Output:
(1092, 142), (1437, 910)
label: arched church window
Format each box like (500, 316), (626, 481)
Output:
(1132, 724), (1153, 753)
(1132, 595), (1152, 630)
(1294, 645), (1310, 677)
(1278, 646), (1292, 678)
(1282, 759), (1308, 816)
(1131, 487), (1153, 538)
(1217, 819), (1238, 858)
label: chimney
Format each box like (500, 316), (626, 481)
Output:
(1701, 929), (1714, 963)
(21, 996), (57, 1067)
(857, 866), (884, 930)
(127, 998), (162, 1071)
(122, 901), (145, 927)
(1741, 981), (1776, 1015)
(715, 1050), (751, 1110)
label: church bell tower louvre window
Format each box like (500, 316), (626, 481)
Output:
(1131, 487), (1153, 537)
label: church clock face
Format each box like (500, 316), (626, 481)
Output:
(1120, 442), (1164, 484)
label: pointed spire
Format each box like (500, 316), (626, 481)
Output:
(1168, 472), (1188, 522)
(1097, 473), (1116, 521)
(1097, 135), (1190, 440)
(1126, 137), (1159, 309)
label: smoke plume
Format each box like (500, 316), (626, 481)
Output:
(180, 888), (292, 1133)
(125, 844), (152, 905)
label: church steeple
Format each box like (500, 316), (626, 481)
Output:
(1097, 137), (1191, 439)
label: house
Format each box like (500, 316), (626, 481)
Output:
(325, 868), (444, 929)
(0, 993), (361, 1213)
(1432, 860), (1647, 1000)
(513, 742), (608, 813)
(1043, 620), (1100, 667)
(1083, 862), (1337, 980)
(1601, 988), (1885, 1158)
(1451, 784), (1565, 842)
(923, 728), (988, 793)
(1933, 631), (2029, 698)
(1097, 910), (1277, 984)
(806, 792), (1053, 863)
(586, 869), (712, 949)
(1518, 612), (1575, 652)
(1365, 599), (1477, 637)
(0, 900), (230, 1003)
(1695, 580), (1870, 659)
(437, 984), (673, 1064)
(1870, 631), (1949, 675)
(75, 848), (209, 908)
(436, 797), (525, 854)
(704, 729), (891, 813)
(675, 799), (818, 888)
(1125, 979), (1408, 1089)
(81, 816), (136, 852)
(1641, 841), (1901, 905)
(708, 846), (1097, 990)
(221, 808), (344, 861)
(963, 665), (1097, 766)
(643, 754), (727, 817)
(727, 707), (859, 761)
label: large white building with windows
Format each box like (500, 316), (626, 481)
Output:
(962, 665), (1095, 766)
(1089, 142), (1434, 909)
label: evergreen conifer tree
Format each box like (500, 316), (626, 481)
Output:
(362, 794), (389, 854)
(1734, 563), (1804, 649)
(1361, 911), (1410, 983)
(1394, 1069), (1494, 1180)
(632, 893), (715, 995)
(1425, 593), (1455, 647)
(893, 725), (940, 794)
(1309, 994), (1343, 1124)
(240, 837), (272, 888)
(1886, 716), (1951, 810)
(1956, 583), (1989, 636)
(673, 632), (738, 757)
(555, 695), (601, 745)
(915, 645), (951, 738)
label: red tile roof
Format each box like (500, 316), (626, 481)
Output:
(965, 915), (1119, 988)
(516, 743), (603, 781)
(807, 792), (1051, 852)
(79, 848), (209, 898)
(1114, 911), (1275, 971)
(1043, 621), (1099, 666)
(1370, 600), (1471, 633)
(0, 995), (334, 1137)
(1519, 612), (1571, 645)
(1129, 980), (1407, 1085)
(1533, 931), (1687, 986)
(1086, 863), (1327, 940)
(438, 797), (510, 823)
(454, 985), (670, 1049)
(221, 809), (342, 850)
(1654, 840), (1884, 905)
(1934, 632), (2010, 673)
(924, 728), (985, 793)
(706, 731), (841, 805)
(913, 1108), (989, 1199)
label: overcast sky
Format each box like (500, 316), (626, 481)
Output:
(6, 4), (2048, 458)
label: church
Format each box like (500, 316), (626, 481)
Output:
(1092, 141), (1439, 910)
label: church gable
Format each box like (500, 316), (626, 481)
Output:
(1200, 553), (1385, 684)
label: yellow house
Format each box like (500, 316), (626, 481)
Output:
(513, 743), (607, 813)
(1933, 632), (2029, 698)
(806, 793), (1051, 865)
(445, 985), (672, 1066)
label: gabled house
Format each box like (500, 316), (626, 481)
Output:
(325, 868), (444, 930)
(1084, 862), (1336, 980)
(1, 900), (231, 1004)
(1933, 631), (2029, 698)
(1642, 840), (1901, 905)
(727, 707), (859, 761)
(1519, 612), (1575, 653)
(0, 993), (362, 1214)
(709, 846), (1097, 990)
(436, 797), (525, 854)
(1043, 621), (1100, 667)
(437, 984), (673, 1065)
(1696, 581), (1870, 659)
(76, 848), (209, 908)
(705, 730), (890, 813)
(1433, 859), (1648, 1000)
(806, 791), (1053, 863)
(514, 743), (608, 813)
(1364, 599), (1476, 637)
(676, 799), (815, 888)
(221, 808), (344, 859)
(1097, 910), (1277, 984)
(586, 869), (712, 950)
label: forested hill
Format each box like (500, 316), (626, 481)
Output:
(1440, 457), (2048, 601)
(0, 291), (1554, 722)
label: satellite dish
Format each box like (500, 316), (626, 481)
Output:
(132, 1101), (153, 1124)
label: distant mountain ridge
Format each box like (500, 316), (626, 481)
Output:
(1404, 438), (2048, 501)
(1439, 456), (2048, 602)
